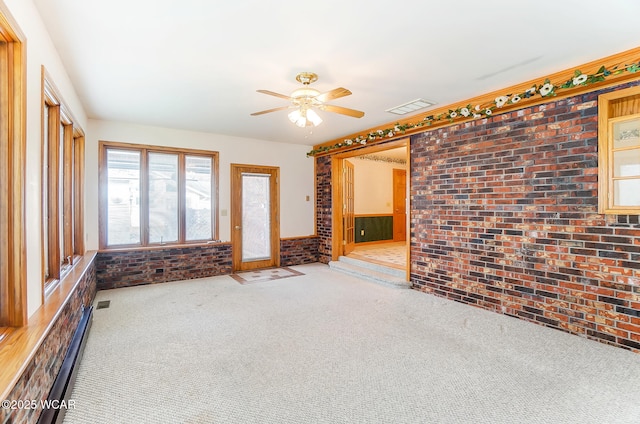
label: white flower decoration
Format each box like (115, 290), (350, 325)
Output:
(345, 139), (353, 145)
(473, 113), (482, 119)
(539, 83), (554, 96)
(460, 107), (470, 117)
(387, 131), (394, 138)
(495, 96), (509, 108)
(360, 140), (367, 145)
(485, 109), (492, 115)
(475, 105), (482, 111)
(511, 95), (521, 104)
(377, 130), (384, 136)
(525, 87), (537, 97)
(449, 111), (458, 118)
(572, 74), (588, 85)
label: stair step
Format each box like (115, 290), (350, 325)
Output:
(337, 255), (406, 278)
(329, 258), (410, 290)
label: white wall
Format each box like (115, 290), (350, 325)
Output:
(85, 120), (316, 249)
(3, 0), (88, 317)
(3, 0), (315, 318)
(352, 157), (406, 215)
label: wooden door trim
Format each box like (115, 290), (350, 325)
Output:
(230, 164), (280, 272)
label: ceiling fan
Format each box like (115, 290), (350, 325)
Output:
(251, 72), (365, 127)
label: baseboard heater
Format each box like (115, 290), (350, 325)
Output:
(38, 305), (93, 424)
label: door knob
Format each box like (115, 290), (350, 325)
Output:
(235, 225), (242, 230)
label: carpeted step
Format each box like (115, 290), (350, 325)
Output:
(328, 258), (410, 289)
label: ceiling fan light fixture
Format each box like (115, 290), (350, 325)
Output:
(306, 109), (323, 126)
(288, 108), (322, 127)
(252, 72), (363, 123)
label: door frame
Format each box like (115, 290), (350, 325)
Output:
(392, 168), (407, 242)
(230, 164), (280, 272)
(330, 138), (410, 280)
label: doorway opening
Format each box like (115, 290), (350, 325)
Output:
(331, 138), (409, 280)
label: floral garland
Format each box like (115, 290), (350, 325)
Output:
(306, 60), (640, 157)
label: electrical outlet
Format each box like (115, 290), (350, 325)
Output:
(360, 229), (365, 236)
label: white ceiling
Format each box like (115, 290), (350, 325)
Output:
(32, 0), (640, 147)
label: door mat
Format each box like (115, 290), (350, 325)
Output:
(230, 267), (304, 285)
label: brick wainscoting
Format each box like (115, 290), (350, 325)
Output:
(96, 243), (232, 290)
(1, 257), (96, 424)
(410, 81), (640, 352)
(97, 238), (320, 290)
(280, 236), (319, 266)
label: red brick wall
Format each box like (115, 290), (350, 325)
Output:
(1, 260), (96, 424)
(316, 156), (333, 263)
(96, 243), (233, 290)
(96, 238), (319, 290)
(280, 236), (319, 266)
(411, 82), (640, 352)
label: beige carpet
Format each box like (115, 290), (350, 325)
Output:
(64, 263), (640, 424)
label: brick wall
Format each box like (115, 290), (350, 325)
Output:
(1, 259), (96, 424)
(96, 238), (320, 290)
(96, 243), (232, 290)
(316, 156), (333, 263)
(280, 236), (319, 266)
(411, 82), (640, 352)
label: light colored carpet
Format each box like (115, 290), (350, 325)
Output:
(64, 263), (640, 424)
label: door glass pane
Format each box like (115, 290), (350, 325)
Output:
(242, 173), (270, 262)
(613, 149), (640, 177)
(107, 149), (140, 245)
(185, 156), (212, 241)
(614, 179), (640, 206)
(148, 152), (178, 243)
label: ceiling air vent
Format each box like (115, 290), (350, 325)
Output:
(386, 98), (435, 115)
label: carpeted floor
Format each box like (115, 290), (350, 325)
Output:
(64, 263), (640, 424)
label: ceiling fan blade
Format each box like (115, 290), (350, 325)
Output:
(250, 106), (291, 116)
(256, 89), (292, 100)
(314, 87), (352, 102)
(322, 104), (365, 118)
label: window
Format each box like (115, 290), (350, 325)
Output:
(0, 9), (26, 327)
(99, 142), (218, 248)
(42, 70), (85, 295)
(598, 86), (640, 214)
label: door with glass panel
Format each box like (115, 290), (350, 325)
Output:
(231, 165), (280, 271)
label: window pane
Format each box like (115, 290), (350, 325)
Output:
(43, 105), (50, 278)
(107, 149), (141, 245)
(148, 152), (178, 243)
(242, 173), (271, 261)
(613, 118), (640, 149)
(613, 149), (640, 177)
(185, 155), (212, 241)
(614, 179), (640, 206)
(59, 123), (65, 264)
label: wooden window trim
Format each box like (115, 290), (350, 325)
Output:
(598, 85), (640, 215)
(0, 6), (26, 328)
(99, 141), (220, 250)
(41, 68), (85, 299)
